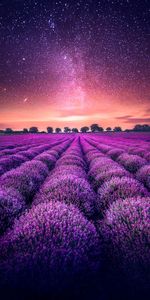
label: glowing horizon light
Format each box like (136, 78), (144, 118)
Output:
(54, 115), (88, 122)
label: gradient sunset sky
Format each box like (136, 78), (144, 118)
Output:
(0, 0), (150, 130)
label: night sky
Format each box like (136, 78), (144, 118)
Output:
(0, 0), (150, 130)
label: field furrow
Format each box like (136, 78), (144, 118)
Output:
(0, 138), (73, 235)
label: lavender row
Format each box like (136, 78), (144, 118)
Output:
(0, 133), (65, 149)
(81, 138), (149, 216)
(0, 137), (101, 298)
(85, 136), (150, 192)
(81, 136), (150, 293)
(86, 137), (149, 171)
(33, 137), (97, 219)
(0, 136), (67, 158)
(0, 138), (73, 235)
(0, 138), (67, 176)
(90, 134), (150, 160)
(0, 142), (48, 158)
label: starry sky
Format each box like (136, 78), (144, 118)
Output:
(0, 0), (150, 130)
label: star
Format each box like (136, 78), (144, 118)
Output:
(48, 19), (55, 31)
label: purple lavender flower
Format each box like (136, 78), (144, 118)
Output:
(88, 158), (116, 182)
(0, 161), (49, 202)
(56, 155), (86, 169)
(34, 175), (96, 218)
(34, 153), (56, 169)
(107, 148), (125, 160)
(0, 201), (100, 296)
(128, 147), (147, 157)
(51, 165), (86, 178)
(18, 150), (37, 159)
(46, 149), (59, 158)
(0, 187), (25, 235)
(99, 196), (150, 285)
(92, 167), (129, 190)
(0, 157), (21, 176)
(136, 165), (150, 190)
(85, 151), (104, 164)
(144, 152), (150, 162)
(97, 176), (149, 214)
(117, 153), (147, 173)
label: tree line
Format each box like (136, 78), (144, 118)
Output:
(1, 123), (150, 134)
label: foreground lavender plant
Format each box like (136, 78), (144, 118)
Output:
(0, 201), (100, 297)
(98, 197), (150, 289)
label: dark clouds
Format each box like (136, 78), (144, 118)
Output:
(116, 115), (133, 120)
(116, 115), (150, 124)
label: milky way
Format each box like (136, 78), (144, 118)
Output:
(0, 0), (150, 130)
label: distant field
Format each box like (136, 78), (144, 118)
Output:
(0, 132), (149, 300)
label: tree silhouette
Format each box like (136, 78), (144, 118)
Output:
(90, 124), (100, 132)
(125, 129), (130, 132)
(106, 127), (112, 131)
(5, 128), (13, 134)
(98, 126), (104, 132)
(133, 124), (150, 132)
(80, 126), (89, 133)
(47, 127), (53, 133)
(64, 127), (71, 133)
(142, 124), (150, 131)
(72, 128), (78, 133)
(113, 126), (122, 132)
(29, 127), (38, 133)
(23, 128), (28, 133)
(55, 128), (62, 133)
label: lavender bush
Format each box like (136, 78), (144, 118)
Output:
(34, 175), (96, 218)
(99, 196), (150, 287)
(107, 148), (125, 160)
(117, 153), (147, 173)
(50, 165), (86, 178)
(92, 167), (129, 190)
(34, 153), (56, 169)
(0, 161), (49, 202)
(0, 156), (25, 176)
(85, 151), (104, 164)
(0, 187), (25, 235)
(145, 152), (150, 162)
(97, 176), (149, 214)
(136, 165), (150, 190)
(56, 155), (87, 169)
(128, 147), (147, 157)
(88, 158), (117, 182)
(0, 201), (100, 297)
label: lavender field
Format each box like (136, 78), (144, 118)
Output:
(0, 132), (150, 300)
